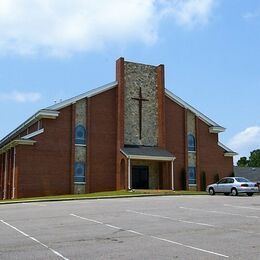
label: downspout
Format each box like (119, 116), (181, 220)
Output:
(12, 147), (16, 199)
(120, 149), (131, 191)
(3, 151), (8, 200)
(171, 158), (176, 190)
(128, 157), (131, 190)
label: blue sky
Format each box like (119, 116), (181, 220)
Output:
(0, 0), (259, 163)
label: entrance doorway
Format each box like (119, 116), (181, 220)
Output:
(132, 166), (149, 189)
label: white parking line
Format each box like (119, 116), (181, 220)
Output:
(126, 209), (214, 227)
(70, 213), (229, 258)
(150, 236), (229, 258)
(224, 204), (260, 211)
(0, 219), (69, 260)
(70, 213), (104, 224)
(179, 206), (260, 219)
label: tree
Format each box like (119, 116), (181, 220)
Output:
(237, 157), (249, 167)
(248, 149), (260, 167)
(237, 149), (260, 167)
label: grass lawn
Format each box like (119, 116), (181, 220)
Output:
(0, 190), (207, 204)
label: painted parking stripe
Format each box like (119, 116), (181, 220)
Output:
(70, 213), (104, 224)
(150, 236), (229, 258)
(224, 204), (260, 211)
(126, 209), (214, 227)
(179, 206), (259, 219)
(0, 219), (69, 260)
(70, 213), (229, 258)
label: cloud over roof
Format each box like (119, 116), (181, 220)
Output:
(0, 0), (216, 57)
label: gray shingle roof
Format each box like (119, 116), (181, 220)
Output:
(234, 166), (260, 182)
(121, 146), (174, 160)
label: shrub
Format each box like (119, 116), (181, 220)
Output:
(180, 168), (186, 190)
(214, 173), (220, 183)
(201, 171), (206, 191)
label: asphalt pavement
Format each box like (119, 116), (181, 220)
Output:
(0, 195), (259, 259)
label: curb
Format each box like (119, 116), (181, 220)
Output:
(0, 192), (207, 205)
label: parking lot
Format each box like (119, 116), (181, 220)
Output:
(0, 195), (259, 259)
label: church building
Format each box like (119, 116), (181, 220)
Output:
(0, 58), (236, 200)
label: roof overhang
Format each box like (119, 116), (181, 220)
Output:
(218, 142), (238, 157)
(165, 89), (225, 132)
(46, 81), (118, 110)
(121, 147), (176, 161)
(0, 139), (36, 154)
(0, 110), (59, 148)
(224, 152), (238, 157)
(209, 126), (226, 133)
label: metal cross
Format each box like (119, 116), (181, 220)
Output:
(132, 87), (149, 139)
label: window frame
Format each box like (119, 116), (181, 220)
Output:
(75, 125), (86, 145)
(188, 166), (196, 185)
(187, 133), (196, 152)
(74, 162), (86, 183)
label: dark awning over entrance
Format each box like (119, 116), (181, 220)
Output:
(121, 146), (175, 161)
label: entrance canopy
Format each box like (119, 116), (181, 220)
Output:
(121, 146), (175, 161)
(121, 146), (176, 190)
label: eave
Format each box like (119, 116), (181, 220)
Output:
(0, 139), (36, 154)
(0, 110), (59, 148)
(165, 89), (225, 132)
(209, 126), (226, 133)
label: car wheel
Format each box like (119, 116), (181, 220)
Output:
(209, 187), (215, 195)
(247, 192), (253, 196)
(224, 192), (230, 196)
(231, 188), (238, 196)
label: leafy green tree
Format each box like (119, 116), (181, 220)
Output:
(237, 156), (249, 166)
(248, 149), (260, 167)
(237, 149), (260, 167)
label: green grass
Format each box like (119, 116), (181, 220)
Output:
(0, 190), (207, 204)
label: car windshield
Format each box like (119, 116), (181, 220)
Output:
(235, 177), (250, 183)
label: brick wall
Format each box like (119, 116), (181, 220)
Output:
(15, 106), (73, 198)
(87, 88), (117, 192)
(197, 118), (233, 185)
(165, 96), (186, 190)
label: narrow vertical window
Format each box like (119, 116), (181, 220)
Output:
(74, 162), (85, 183)
(188, 133), (196, 151)
(188, 167), (196, 185)
(75, 125), (86, 144)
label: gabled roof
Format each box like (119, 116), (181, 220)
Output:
(0, 81), (117, 148)
(165, 89), (225, 131)
(46, 81), (117, 111)
(0, 110), (59, 148)
(234, 166), (260, 182)
(218, 142), (238, 156)
(0, 80), (226, 148)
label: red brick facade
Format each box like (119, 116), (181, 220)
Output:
(0, 58), (234, 199)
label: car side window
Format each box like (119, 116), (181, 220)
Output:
(228, 179), (234, 183)
(218, 179), (227, 184)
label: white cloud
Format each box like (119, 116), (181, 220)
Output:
(227, 126), (260, 163)
(243, 10), (260, 20)
(0, 91), (41, 103)
(159, 0), (216, 27)
(0, 0), (216, 57)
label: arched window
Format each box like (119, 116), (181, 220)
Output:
(188, 133), (196, 151)
(188, 167), (196, 185)
(74, 162), (85, 183)
(75, 125), (86, 144)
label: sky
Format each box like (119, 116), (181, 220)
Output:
(0, 0), (259, 164)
